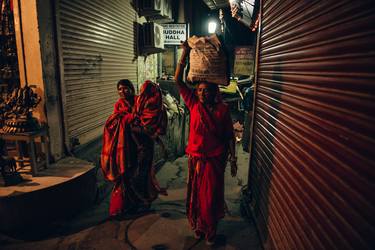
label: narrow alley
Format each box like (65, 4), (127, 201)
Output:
(0, 145), (260, 250)
(1, 0), (374, 249)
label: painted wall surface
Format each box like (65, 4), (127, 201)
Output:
(12, 0), (25, 88)
(13, 0), (64, 159)
(137, 16), (159, 88)
(13, 0), (45, 122)
(162, 47), (175, 76)
(137, 54), (158, 87)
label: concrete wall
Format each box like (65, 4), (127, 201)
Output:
(136, 16), (159, 88)
(137, 54), (158, 88)
(13, 0), (65, 160)
(13, 0), (44, 122)
(35, 0), (65, 160)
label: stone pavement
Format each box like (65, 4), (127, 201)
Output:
(0, 146), (261, 250)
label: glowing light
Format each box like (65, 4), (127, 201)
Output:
(208, 21), (217, 33)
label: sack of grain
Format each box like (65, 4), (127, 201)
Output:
(187, 34), (229, 86)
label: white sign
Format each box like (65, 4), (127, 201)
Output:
(161, 24), (187, 45)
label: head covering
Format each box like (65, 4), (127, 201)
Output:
(135, 80), (167, 136)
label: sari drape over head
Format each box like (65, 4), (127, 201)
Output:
(135, 80), (167, 136)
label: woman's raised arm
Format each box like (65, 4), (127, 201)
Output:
(175, 41), (191, 87)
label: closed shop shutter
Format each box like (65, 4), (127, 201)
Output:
(249, 0), (375, 249)
(56, 0), (137, 147)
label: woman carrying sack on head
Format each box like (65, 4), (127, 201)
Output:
(175, 41), (237, 246)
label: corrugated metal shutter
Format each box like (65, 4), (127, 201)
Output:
(249, 0), (375, 249)
(56, 0), (137, 147)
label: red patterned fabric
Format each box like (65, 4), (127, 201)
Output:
(101, 98), (137, 216)
(101, 93), (167, 216)
(135, 80), (167, 136)
(101, 98), (135, 182)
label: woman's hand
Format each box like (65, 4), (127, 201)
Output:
(180, 40), (191, 53)
(179, 40), (191, 64)
(175, 40), (191, 84)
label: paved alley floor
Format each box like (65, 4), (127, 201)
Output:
(0, 146), (261, 250)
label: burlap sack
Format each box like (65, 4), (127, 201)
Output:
(187, 34), (229, 86)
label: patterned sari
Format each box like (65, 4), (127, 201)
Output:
(101, 97), (162, 216)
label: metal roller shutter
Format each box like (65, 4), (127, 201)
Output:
(249, 0), (375, 249)
(56, 0), (137, 147)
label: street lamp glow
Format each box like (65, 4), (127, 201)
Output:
(208, 21), (217, 33)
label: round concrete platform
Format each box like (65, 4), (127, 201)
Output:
(0, 157), (97, 234)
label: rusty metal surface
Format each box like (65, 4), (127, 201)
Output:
(250, 0), (375, 249)
(56, 0), (137, 146)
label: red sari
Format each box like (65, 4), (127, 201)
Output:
(178, 84), (234, 240)
(135, 80), (167, 136)
(101, 98), (160, 216)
